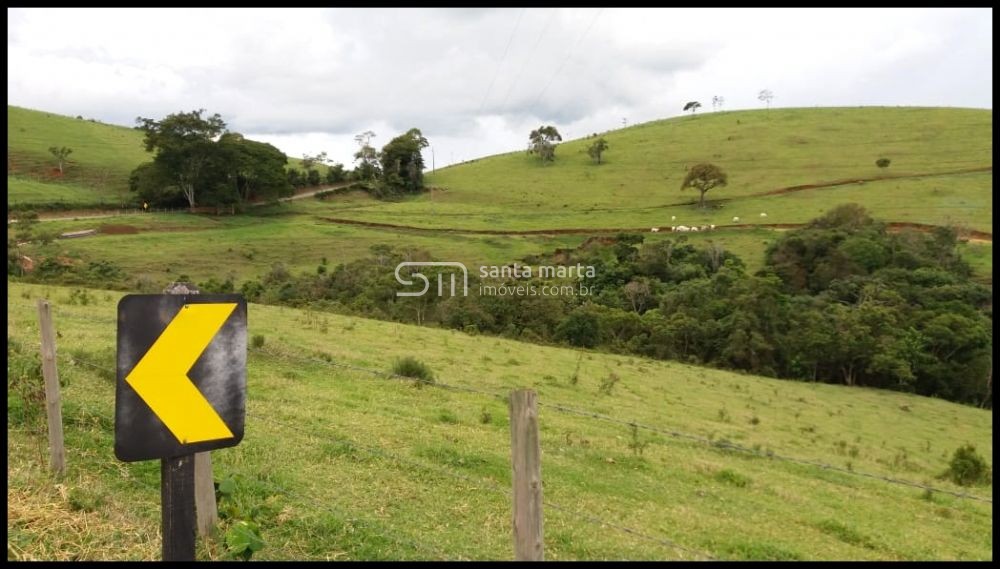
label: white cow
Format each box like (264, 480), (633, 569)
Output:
(732, 216), (740, 222)
(675, 225), (691, 232)
(709, 224), (716, 230)
(650, 227), (659, 233)
(700, 225), (709, 231)
(690, 226), (699, 232)
(760, 212), (768, 218)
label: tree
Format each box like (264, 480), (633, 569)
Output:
(528, 125), (562, 163)
(354, 130), (376, 148)
(325, 163), (347, 184)
(301, 152), (328, 171)
(129, 161), (182, 206)
(134, 109), (227, 207)
(48, 146), (72, 174)
(353, 130), (380, 182)
(712, 95), (725, 111)
(680, 163), (728, 209)
(758, 89), (775, 110)
(683, 101), (701, 114)
(218, 133), (292, 203)
(587, 137), (609, 165)
(379, 128), (429, 195)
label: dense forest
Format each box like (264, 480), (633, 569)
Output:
(205, 204), (990, 407)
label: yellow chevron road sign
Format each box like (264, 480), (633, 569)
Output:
(115, 294), (246, 462)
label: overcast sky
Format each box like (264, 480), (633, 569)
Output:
(7, 8), (993, 169)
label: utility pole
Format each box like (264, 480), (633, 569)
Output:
(622, 117), (627, 129)
(431, 147), (435, 173)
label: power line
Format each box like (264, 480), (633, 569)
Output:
(477, 8), (526, 116)
(531, 8), (603, 111)
(498, 8), (559, 114)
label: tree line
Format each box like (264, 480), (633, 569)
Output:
(128, 109), (429, 208)
(200, 204), (990, 407)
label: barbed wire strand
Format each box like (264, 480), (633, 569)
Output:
(59, 350), (994, 506)
(245, 349), (993, 504)
(56, 353), (975, 559)
(251, 409), (715, 560)
(542, 499), (716, 561)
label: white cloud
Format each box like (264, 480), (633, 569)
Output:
(7, 7), (992, 168)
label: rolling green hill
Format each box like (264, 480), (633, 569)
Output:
(6, 105), (327, 209)
(336, 107), (993, 233)
(7, 282), (992, 560)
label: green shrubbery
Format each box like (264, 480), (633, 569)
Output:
(391, 356), (435, 385)
(942, 445), (992, 486)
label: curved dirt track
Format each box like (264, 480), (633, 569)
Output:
(318, 216), (993, 242)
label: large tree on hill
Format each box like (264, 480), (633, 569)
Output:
(379, 128), (429, 194)
(683, 101), (701, 114)
(528, 125), (562, 163)
(135, 109), (226, 207)
(680, 163), (728, 209)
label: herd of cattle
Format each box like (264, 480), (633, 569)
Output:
(650, 212), (767, 232)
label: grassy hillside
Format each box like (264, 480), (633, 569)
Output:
(14, 199), (588, 285)
(7, 282), (992, 560)
(312, 107), (994, 233)
(426, 107), (992, 214)
(6, 106), (327, 209)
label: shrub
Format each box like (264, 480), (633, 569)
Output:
(942, 444), (992, 486)
(598, 372), (620, 395)
(627, 424), (648, 456)
(391, 356), (435, 386)
(251, 334), (265, 349)
(714, 468), (751, 488)
(876, 157), (891, 169)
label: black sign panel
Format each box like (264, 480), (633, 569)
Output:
(115, 294), (246, 462)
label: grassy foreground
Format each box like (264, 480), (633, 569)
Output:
(7, 282), (992, 560)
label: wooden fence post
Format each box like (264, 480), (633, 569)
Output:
(36, 299), (66, 476)
(509, 389), (543, 560)
(194, 452), (218, 536)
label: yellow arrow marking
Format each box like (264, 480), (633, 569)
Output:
(126, 303), (238, 444)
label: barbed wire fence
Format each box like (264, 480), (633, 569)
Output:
(30, 336), (992, 561)
(250, 345), (994, 504)
(55, 353), (718, 559)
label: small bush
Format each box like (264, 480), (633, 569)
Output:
(225, 520), (265, 560)
(714, 468), (751, 488)
(480, 410), (493, 425)
(875, 157), (891, 169)
(942, 444), (992, 487)
(598, 372), (620, 395)
(392, 356), (435, 386)
(627, 424), (648, 456)
(251, 334), (265, 349)
(438, 409), (459, 424)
